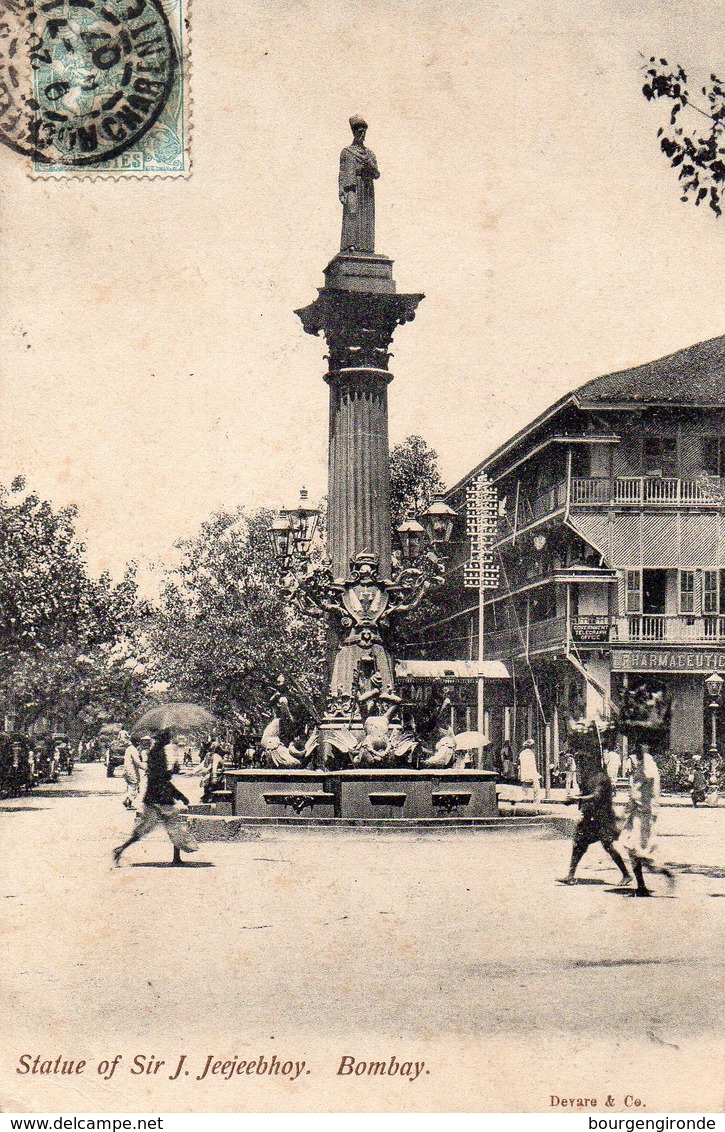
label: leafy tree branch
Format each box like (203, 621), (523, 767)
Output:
(641, 56), (725, 217)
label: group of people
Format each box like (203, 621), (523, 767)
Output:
(0, 733), (74, 796)
(508, 732), (677, 897)
(107, 686), (679, 894)
(562, 742), (676, 897)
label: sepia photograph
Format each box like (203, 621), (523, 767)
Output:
(0, 0), (723, 1116)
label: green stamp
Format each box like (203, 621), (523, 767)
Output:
(0, 0), (189, 177)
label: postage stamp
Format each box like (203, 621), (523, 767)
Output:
(0, 0), (189, 177)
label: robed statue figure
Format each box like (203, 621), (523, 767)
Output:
(339, 115), (380, 253)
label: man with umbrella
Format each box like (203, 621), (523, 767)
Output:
(113, 712), (209, 867)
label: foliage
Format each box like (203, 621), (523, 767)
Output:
(0, 435), (448, 732)
(642, 57), (725, 217)
(147, 506), (327, 730)
(389, 435), (446, 529)
(6, 638), (150, 735)
(388, 437), (448, 656)
(0, 477), (150, 733)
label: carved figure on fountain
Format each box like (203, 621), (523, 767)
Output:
(327, 563), (395, 710)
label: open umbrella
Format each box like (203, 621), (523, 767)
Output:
(131, 703), (218, 739)
(454, 730), (489, 751)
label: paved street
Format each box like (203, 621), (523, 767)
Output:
(1, 762), (723, 1113)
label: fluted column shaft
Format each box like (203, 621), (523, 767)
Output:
(327, 368), (393, 580)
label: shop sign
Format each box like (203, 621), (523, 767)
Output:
(397, 681), (478, 708)
(571, 621), (609, 644)
(612, 649), (725, 673)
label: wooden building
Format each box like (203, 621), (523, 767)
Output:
(420, 334), (725, 771)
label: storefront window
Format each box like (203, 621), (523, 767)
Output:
(679, 570), (695, 614)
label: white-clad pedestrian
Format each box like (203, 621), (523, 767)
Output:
(121, 731), (143, 810)
(620, 744), (676, 897)
(517, 738), (541, 804)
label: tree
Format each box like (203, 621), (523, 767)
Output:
(6, 636), (151, 735)
(641, 57), (725, 217)
(387, 437), (450, 657)
(0, 477), (150, 733)
(389, 435), (446, 529)
(147, 506), (326, 729)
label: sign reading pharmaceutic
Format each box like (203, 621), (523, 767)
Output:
(612, 649), (725, 673)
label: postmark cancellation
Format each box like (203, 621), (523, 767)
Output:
(0, 0), (189, 177)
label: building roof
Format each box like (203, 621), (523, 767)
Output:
(447, 332), (725, 495)
(574, 333), (725, 407)
(395, 659), (511, 681)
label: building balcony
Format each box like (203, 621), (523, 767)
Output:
(484, 613), (610, 658)
(614, 614), (725, 644)
(570, 476), (720, 508)
(483, 612), (725, 657)
(495, 475), (720, 544)
(496, 481), (567, 539)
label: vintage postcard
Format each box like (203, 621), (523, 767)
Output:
(0, 0), (723, 1117)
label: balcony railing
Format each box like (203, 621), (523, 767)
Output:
(496, 480), (567, 539)
(485, 613), (725, 654)
(483, 627), (521, 655)
(529, 615), (568, 650)
(571, 476), (720, 507)
(493, 474), (721, 546)
(616, 614), (725, 643)
(484, 613), (609, 656)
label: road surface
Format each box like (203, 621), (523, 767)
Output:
(1, 762), (723, 1112)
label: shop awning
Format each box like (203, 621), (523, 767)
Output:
(395, 659), (511, 681)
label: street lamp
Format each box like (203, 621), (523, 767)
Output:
(704, 671), (724, 758)
(270, 513), (293, 566)
(283, 487), (320, 558)
(270, 488), (320, 565)
(420, 493), (457, 548)
(395, 513), (426, 561)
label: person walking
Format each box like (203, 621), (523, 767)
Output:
(619, 743), (676, 897)
(113, 729), (199, 867)
(517, 738), (541, 804)
(563, 750), (578, 799)
(121, 732), (144, 810)
(561, 753), (632, 886)
(199, 738), (227, 802)
(690, 756), (708, 807)
(605, 745), (622, 784)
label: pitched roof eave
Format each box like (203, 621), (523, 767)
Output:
(446, 393), (577, 498)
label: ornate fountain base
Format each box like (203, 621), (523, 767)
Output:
(219, 768), (497, 822)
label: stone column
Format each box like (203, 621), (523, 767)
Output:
(296, 252), (423, 582)
(295, 253), (423, 734)
(327, 356), (392, 578)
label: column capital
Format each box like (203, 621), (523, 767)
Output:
(295, 289), (424, 373)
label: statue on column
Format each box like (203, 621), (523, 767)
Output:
(339, 115), (380, 253)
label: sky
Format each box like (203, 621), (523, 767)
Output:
(1, 0), (724, 591)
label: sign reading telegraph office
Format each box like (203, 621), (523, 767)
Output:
(612, 648), (725, 673)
